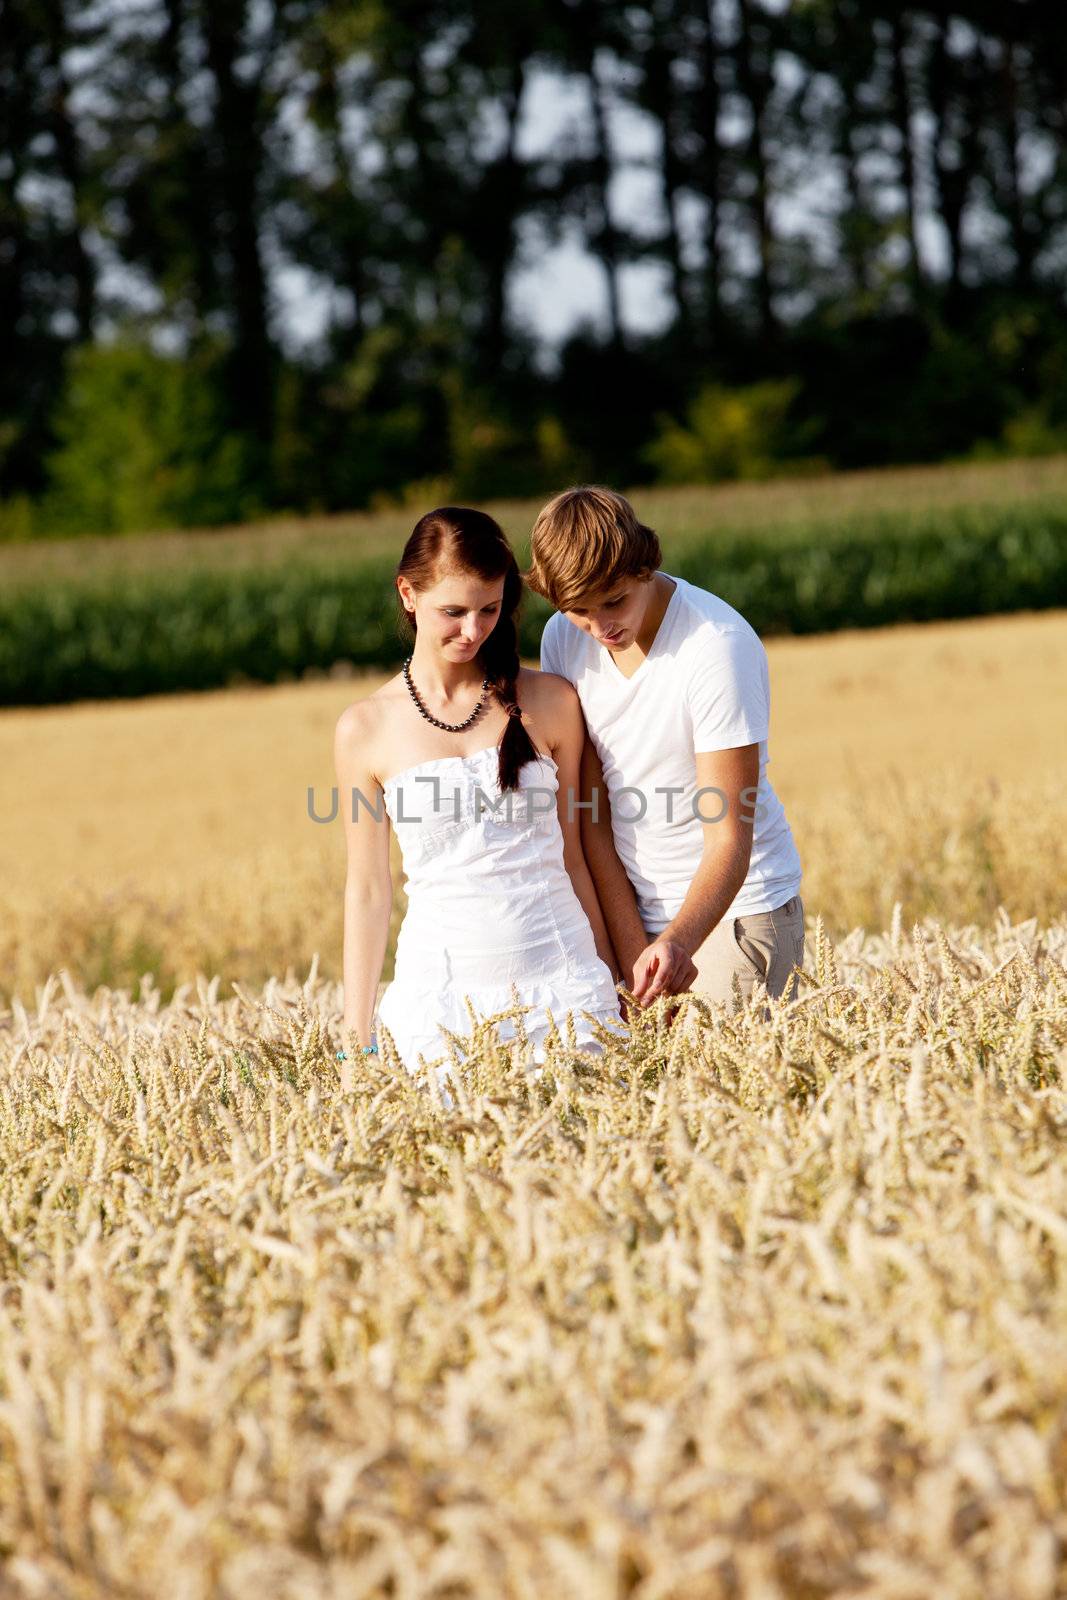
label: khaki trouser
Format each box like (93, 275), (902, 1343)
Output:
(687, 894), (805, 1011)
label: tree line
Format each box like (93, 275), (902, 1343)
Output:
(3, 0), (1067, 535)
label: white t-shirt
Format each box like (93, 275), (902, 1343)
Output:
(540, 573), (801, 932)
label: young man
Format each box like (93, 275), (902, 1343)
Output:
(528, 485), (803, 1012)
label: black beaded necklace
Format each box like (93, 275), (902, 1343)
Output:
(403, 656), (491, 733)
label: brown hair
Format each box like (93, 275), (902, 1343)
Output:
(525, 485), (661, 612)
(397, 507), (538, 792)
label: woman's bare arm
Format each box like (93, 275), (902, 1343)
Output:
(333, 702), (394, 1049)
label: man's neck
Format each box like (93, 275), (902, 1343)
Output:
(608, 574), (677, 678)
(633, 573), (677, 654)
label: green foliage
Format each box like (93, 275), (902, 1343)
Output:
(1002, 408), (1067, 457)
(281, 326), (448, 511)
(37, 342), (263, 536)
(2, 502), (1065, 706)
(0, 495), (37, 542)
(446, 378), (590, 502)
(645, 379), (825, 484)
(971, 403), (1067, 461)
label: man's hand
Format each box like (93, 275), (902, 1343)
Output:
(630, 938), (698, 1006)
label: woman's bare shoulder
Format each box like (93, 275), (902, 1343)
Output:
(516, 666), (582, 759)
(517, 664), (578, 710)
(335, 675), (404, 767)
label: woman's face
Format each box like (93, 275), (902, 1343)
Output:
(398, 570), (506, 659)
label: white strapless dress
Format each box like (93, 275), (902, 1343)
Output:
(375, 744), (625, 1077)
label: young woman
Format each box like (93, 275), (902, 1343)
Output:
(334, 506), (625, 1082)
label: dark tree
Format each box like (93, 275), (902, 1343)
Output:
(0, 0), (98, 495)
(4, 0), (1067, 522)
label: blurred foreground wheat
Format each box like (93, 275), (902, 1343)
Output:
(1, 913), (1064, 1598)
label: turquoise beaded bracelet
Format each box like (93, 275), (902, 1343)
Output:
(337, 1046), (377, 1060)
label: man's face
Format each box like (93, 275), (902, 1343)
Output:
(562, 575), (653, 652)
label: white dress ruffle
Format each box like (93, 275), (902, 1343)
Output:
(376, 744), (625, 1080)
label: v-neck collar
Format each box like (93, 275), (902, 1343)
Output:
(604, 574), (681, 684)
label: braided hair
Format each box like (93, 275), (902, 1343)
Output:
(397, 508), (539, 792)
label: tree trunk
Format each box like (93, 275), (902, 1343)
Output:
(44, 2), (95, 341)
(839, 67), (872, 298)
(586, 46), (624, 349)
(308, 45), (367, 339)
(159, 0), (220, 323)
(697, 0), (724, 342)
(735, 0), (777, 339)
(998, 34), (1036, 291)
(644, 9), (691, 331)
(926, 13), (982, 310)
(201, 0), (275, 444)
(888, 11), (923, 296)
(481, 58), (527, 375)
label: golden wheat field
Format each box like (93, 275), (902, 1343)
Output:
(2, 609), (1067, 1596)
(1, 609), (1065, 1002)
(1, 918), (1065, 1597)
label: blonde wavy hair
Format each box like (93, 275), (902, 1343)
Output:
(524, 486), (662, 612)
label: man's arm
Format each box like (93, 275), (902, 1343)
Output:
(537, 629), (621, 979)
(631, 744), (758, 1005)
(578, 734), (648, 985)
(579, 737), (698, 1005)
